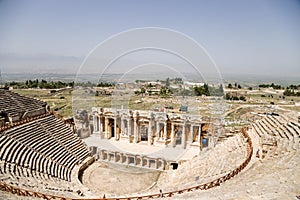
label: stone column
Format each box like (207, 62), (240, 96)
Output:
(93, 115), (97, 133)
(127, 155), (130, 164)
(134, 117), (138, 143)
(121, 117), (124, 135)
(120, 153), (125, 163)
(198, 125), (202, 150)
(182, 122), (186, 149)
(99, 149), (104, 160)
(190, 124), (194, 142)
(171, 123), (175, 147)
(114, 117), (117, 140)
(134, 155), (138, 165)
(164, 122), (168, 141)
(198, 126), (201, 143)
(99, 116), (103, 133)
(96, 116), (100, 132)
(140, 156), (145, 167)
(105, 117), (109, 139)
(156, 121), (160, 138)
(148, 120), (152, 145)
(155, 158), (159, 169)
(127, 118), (131, 136)
(147, 159), (150, 168)
(114, 152), (117, 162)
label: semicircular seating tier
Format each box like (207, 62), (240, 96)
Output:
(0, 89), (48, 123)
(0, 89), (93, 198)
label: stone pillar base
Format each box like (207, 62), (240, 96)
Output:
(154, 139), (166, 147)
(100, 132), (105, 139)
(190, 142), (201, 149)
(129, 135), (134, 143)
(120, 135), (128, 141)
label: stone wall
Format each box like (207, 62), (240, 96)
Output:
(90, 146), (168, 170)
(90, 107), (215, 150)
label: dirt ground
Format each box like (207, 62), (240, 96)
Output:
(82, 161), (161, 196)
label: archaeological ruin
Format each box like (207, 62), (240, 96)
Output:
(0, 88), (299, 199)
(90, 107), (211, 149)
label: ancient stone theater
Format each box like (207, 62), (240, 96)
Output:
(0, 89), (299, 199)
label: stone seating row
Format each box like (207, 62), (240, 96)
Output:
(253, 115), (300, 142)
(155, 132), (248, 191)
(37, 116), (90, 161)
(0, 90), (44, 107)
(2, 123), (77, 170)
(0, 161), (81, 199)
(0, 114), (91, 183)
(0, 134), (72, 181)
(0, 90), (47, 122)
(4, 115), (89, 163)
(252, 115), (300, 159)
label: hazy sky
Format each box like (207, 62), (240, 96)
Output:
(0, 0), (299, 77)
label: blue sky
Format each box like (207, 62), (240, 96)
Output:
(0, 0), (299, 77)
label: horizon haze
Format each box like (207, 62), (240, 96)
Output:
(0, 0), (299, 79)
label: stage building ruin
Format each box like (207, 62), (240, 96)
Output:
(89, 107), (214, 150)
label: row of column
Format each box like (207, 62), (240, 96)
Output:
(93, 114), (207, 149)
(97, 148), (166, 170)
(94, 115), (167, 140)
(169, 122), (202, 148)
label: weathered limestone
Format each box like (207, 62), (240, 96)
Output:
(0, 89), (49, 123)
(93, 147), (167, 170)
(252, 114), (300, 159)
(91, 107), (212, 150)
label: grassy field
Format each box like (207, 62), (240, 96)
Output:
(14, 89), (74, 118)
(13, 88), (299, 120)
(14, 89), (183, 118)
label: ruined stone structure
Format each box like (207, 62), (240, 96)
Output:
(89, 146), (167, 170)
(252, 114), (300, 158)
(91, 107), (212, 149)
(0, 89), (94, 198)
(1, 89), (299, 199)
(0, 89), (49, 124)
(74, 110), (93, 139)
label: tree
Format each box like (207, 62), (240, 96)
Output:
(225, 93), (231, 100)
(228, 83), (233, 89)
(238, 84), (241, 89)
(204, 83), (209, 95)
(218, 84), (224, 96)
(165, 78), (170, 87)
(239, 96), (246, 101)
(193, 84), (210, 96)
(233, 96), (239, 100)
(160, 86), (171, 97)
(283, 89), (293, 96)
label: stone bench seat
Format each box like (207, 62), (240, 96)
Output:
(158, 133), (248, 190)
(285, 123), (300, 139)
(265, 116), (277, 127)
(252, 124), (263, 137)
(289, 122), (300, 136)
